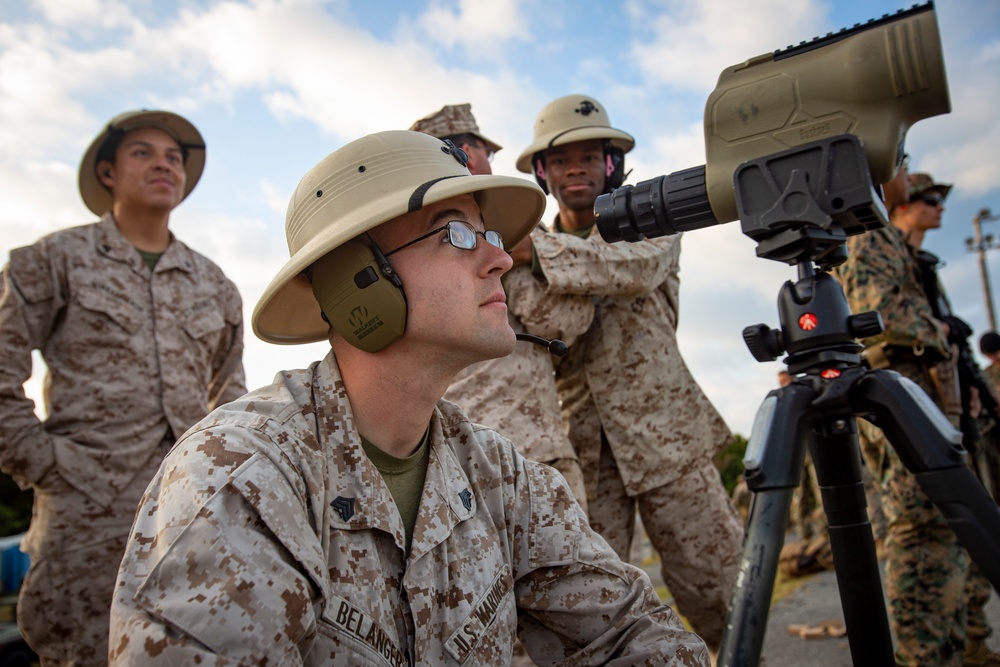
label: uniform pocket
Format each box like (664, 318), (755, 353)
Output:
(76, 286), (143, 334)
(181, 301), (225, 340)
(444, 565), (516, 664)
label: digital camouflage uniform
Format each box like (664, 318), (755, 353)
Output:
(837, 224), (969, 666)
(0, 214), (246, 666)
(444, 265), (594, 511)
(531, 224), (743, 651)
(109, 352), (710, 666)
(981, 363), (1000, 502)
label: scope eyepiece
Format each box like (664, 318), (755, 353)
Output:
(594, 165), (720, 244)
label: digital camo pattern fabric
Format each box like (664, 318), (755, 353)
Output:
(585, 442), (744, 652)
(17, 441), (169, 666)
(530, 228), (732, 496)
(837, 225), (949, 355)
(110, 352), (710, 666)
(444, 265), (593, 507)
(529, 225), (741, 651)
(0, 213), (246, 664)
(838, 227), (970, 666)
(0, 214), (246, 505)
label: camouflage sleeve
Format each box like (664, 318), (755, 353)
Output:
(207, 279), (247, 409)
(838, 229), (948, 352)
(110, 427), (324, 665)
(531, 228), (679, 299)
(504, 266), (594, 345)
(513, 458), (709, 665)
(0, 244), (61, 487)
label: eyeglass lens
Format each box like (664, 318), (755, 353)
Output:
(448, 221), (504, 251)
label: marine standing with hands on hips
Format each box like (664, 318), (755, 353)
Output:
(0, 110), (246, 666)
(109, 130), (710, 666)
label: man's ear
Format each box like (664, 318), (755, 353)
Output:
(97, 161), (114, 188)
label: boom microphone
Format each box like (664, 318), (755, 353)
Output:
(515, 333), (568, 357)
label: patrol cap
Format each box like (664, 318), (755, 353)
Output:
(908, 172), (952, 201)
(252, 130), (546, 344)
(516, 95), (634, 173)
(78, 110), (206, 217)
(981, 332), (1000, 355)
(409, 103), (502, 154)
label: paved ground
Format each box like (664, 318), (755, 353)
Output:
(640, 545), (1000, 666)
(761, 564), (1000, 666)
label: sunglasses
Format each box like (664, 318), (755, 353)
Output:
(912, 193), (944, 207)
(384, 220), (504, 257)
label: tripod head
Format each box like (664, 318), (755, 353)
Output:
(738, 134), (886, 375)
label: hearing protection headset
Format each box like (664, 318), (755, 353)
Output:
(311, 239), (407, 353)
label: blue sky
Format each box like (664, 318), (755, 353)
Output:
(2, 0), (999, 437)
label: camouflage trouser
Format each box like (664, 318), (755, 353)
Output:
(966, 562), (994, 641)
(586, 436), (743, 653)
(18, 444), (167, 667)
(857, 361), (970, 667)
(790, 456), (825, 540)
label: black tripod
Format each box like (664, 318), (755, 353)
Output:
(717, 136), (1000, 666)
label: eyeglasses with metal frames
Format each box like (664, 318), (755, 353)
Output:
(384, 220), (504, 257)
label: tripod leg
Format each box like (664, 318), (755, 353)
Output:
(858, 369), (1000, 590)
(808, 423), (894, 665)
(719, 386), (811, 667)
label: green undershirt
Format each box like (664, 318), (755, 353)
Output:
(136, 249), (163, 270)
(360, 429), (431, 553)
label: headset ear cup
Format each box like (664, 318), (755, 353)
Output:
(605, 146), (626, 192)
(533, 154), (549, 195)
(311, 241), (407, 353)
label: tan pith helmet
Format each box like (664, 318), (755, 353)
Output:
(516, 94), (634, 173)
(78, 109), (206, 216)
(252, 130), (546, 345)
(409, 103), (502, 154)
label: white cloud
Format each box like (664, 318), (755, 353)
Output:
(625, 0), (827, 93)
(33, 0), (135, 28)
(416, 0), (526, 53)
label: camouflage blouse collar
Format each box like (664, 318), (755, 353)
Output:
(96, 213), (196, 275)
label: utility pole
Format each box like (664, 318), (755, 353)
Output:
(967, 207), (1000, 332)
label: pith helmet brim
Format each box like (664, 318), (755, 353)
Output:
(253, 130), (546, 345)
(78, 110), (206, 216)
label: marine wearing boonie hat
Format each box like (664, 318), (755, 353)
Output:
(409, 103), (502, 154)
(78, 109), (206, 216)
(908, 172), (952, 201)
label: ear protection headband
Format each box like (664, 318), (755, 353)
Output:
(311, 240), (407, 353)
(532, 142), (627, 196)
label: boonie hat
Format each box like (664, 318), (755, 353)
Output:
(516, 95), (634, 173)
(908, 172), (952, 201)
(409, 103), (502, 154)
(252, 130), (546, 345)
(78, 109), (206, 216)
